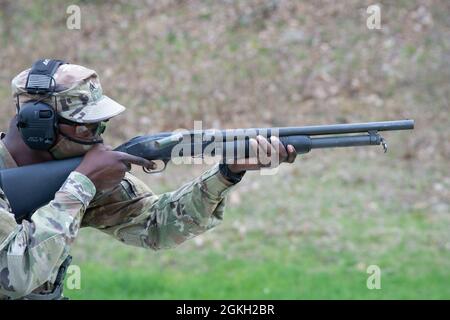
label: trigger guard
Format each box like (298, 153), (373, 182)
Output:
(142, 160), (167, 174)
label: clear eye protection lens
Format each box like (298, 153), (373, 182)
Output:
(58, 117), (108, 142)
(78, 121), (107, 137)
(96, 121), (107, 135)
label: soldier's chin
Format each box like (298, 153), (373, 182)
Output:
(49, 136), (97, 160)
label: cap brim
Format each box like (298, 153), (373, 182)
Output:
(59, 95), (126, 123)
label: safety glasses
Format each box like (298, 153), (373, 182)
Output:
(58, 117), (108, 139)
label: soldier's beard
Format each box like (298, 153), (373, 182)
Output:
(49, 135), (103, 160)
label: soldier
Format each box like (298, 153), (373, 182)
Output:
(0, 60), (297, 299)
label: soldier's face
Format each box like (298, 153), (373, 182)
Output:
(49, 121), (106, 159)
(58, 122), (106, 143)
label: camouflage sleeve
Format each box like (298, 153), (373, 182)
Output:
(85, 164), (237, 250)
(0, 171), (95, 299)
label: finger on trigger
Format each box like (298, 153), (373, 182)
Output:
(118, 152), (153, 168)
(149, 161), (157, 170)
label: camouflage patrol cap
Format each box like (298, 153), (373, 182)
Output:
(11, 63), (125, 123)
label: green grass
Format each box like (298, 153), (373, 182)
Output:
(65, 246), (450, 300)
(65, 159), (450, 300)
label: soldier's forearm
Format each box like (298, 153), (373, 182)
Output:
(104, 164), (237, 250)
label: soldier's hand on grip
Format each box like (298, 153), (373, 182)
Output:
(75, 144), (155, 191)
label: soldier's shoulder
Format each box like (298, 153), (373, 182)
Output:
(0, 187), (11, 211)
(0, 187), (17, 250)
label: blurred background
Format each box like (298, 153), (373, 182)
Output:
(0, 0), (449, 299)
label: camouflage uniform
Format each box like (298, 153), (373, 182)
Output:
(0, 136), (236, 300)
(0, 63), (240, 299)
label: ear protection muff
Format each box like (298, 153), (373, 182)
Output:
(17, 100), (58, 150)
(16, 59), (67, 150)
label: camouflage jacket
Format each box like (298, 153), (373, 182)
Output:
(0, 135), (237, 299)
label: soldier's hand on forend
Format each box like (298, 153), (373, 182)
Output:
(227, 135), (297, 173)
(75, 144), (155, 191)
